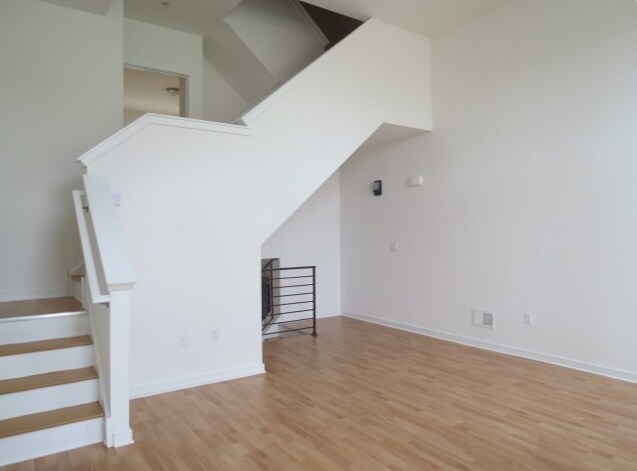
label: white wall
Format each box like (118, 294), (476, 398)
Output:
(0, 0), (123, 301)
(262, 172), (341, 318)
(341, 0), (637, 380)
(124, 19), (203, 120)
(202, 58), (247, 123)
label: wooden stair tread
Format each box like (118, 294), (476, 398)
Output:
(0, 402), (104, 439)
(0, 335), (92, 357)
(0, 367), (97, 395)
(0, 297), (84, 320)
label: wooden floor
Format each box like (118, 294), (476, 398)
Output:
(5, 317), (637, 470)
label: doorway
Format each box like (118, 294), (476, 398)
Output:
(123, 66), (188, 125)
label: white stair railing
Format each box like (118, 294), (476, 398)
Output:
(72, 174), (136, 447)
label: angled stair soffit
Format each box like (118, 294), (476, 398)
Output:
(203, 22), (278, 105)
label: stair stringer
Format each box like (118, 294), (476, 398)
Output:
(77, 18), (431, 397)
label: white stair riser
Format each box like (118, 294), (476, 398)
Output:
(0, 417), (104, 467)
(0, 380), (98, 420)
(0, 346), (93, 380)
(0, 315), (88, 344)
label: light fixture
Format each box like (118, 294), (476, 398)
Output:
(372, 180), (382, 196)
(166, 87), (180, 97)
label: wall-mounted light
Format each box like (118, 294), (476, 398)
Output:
(166, 87), (180, 97)
(408, 175), (424, 187)
(372, 180), (382, 196)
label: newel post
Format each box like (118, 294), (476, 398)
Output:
(105, 290), (133, 447)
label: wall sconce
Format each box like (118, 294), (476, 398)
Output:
(372, 180), (382, 196)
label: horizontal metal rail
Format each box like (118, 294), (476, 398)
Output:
(261, 265), (316, 337)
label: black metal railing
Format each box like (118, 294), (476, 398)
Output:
(262, 265), (316, 337)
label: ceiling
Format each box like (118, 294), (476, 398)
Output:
(121, 0), (506, 38)
(124, 0), (241, 37)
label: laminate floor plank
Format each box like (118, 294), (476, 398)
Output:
(4, 317), (637, 470)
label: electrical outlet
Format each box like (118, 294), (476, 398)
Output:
(523, 312), (533, 325)
(390, 242), (400, 252)
(178, 334), (188, 347)
(346, 286), (351, 294)
(211, 329), (221, 342)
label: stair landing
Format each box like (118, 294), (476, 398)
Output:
(0, 297), (84, 321)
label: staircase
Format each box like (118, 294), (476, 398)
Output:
(74, 17), (431, 404)
(0, 297), (105, 466)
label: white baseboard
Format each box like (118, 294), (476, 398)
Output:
(317, 311), (341, 319)
(343, 311), (637, 384)
(0, 288), (67, 302)
(130, 363), (266, 399)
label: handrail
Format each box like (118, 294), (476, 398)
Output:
(72, 175), (136, 303)
(82, 175), (136, 293)
(72, 190), (110, 304)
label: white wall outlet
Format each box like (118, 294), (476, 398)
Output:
(346, 286), (351, 294)
(471, 309), (495, 329)
(390, 242), (400, 252)
(523, 312), (533, 325)
(178, 334), (188, 347)
(211, 329), (221, 342)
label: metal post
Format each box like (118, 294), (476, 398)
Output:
(312, 266), (317, 336)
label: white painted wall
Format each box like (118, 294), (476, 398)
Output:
(124, 19), (203, 120)
(262, 172), (341, 318)
(341, 0), (637, 380)
(225, 0), (325, 84)
(0, 0), (123, 301)
(202, 58), (247, 123)
(82, 20), (431, 395)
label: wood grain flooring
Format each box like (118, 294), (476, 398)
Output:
(0, 298), (84, 320)
(4, 317), (637, 470)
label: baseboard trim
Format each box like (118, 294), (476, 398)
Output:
(318, 311), (341, 319)
(130, 363), (266, 399)
(0, 288), (67, 302)
(343, 311), (637, 384)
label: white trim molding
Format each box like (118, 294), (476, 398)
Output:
(130, 364), (266, 399)
(343, 311), (637, 385)
(78, 114), (251, 167)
